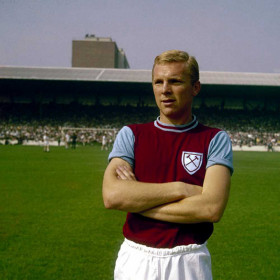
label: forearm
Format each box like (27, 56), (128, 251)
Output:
(103, 161), (203, 213)
(140, 194), (213, 224)
(141, 165), (231, 224)
(102, 159), (199, 212)
(103, 178), (185, 213)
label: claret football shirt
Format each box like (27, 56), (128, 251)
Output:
(109, 116), (233, 248)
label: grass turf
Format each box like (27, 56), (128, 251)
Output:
(0, 146), (279, 279)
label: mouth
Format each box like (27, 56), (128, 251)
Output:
(162, 99), (175, 106)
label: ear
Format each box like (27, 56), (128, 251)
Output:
(192, 81), (201, 97)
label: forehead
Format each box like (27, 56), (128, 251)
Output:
(153, 62), (188, 78)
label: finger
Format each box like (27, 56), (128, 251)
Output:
(121, 166), (137, 180)
(117, 166), (137, 181)
(116, 168), (128, 180)
(126, 170), (137, 181)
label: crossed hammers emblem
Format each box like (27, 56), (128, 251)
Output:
(186, 154), (199, 167)
(182, 152), (203, 175)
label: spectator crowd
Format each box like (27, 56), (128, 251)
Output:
(0, 104), (279, 149)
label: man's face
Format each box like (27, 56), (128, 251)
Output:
(152, 62), (200, 125)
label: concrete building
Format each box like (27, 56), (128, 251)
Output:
(72, 34), (130, 69)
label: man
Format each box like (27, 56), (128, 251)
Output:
(65, 132), (70, 149)
(101, 134), (108, 151)
(71, 132), (77, 149)
(43, 132), (50, 152)
(102, 50), (233, 280)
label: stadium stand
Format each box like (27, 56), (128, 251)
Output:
(0, 103), (279, 149)
(0, 66), (279, 150)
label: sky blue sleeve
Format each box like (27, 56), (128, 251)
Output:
(108, 126), (135, 167)
(206, 131), (234, 174)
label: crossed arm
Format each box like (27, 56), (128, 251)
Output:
(102, 157), (231, 224)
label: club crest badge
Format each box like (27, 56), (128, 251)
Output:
(181, 152), (203, 175)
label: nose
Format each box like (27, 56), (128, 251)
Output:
(162, 81), (171, 95)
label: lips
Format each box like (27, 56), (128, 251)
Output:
(162, 99), (175, 105)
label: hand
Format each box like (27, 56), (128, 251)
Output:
(116, 165), (137, 181)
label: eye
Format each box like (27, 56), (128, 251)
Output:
(170, 79), (182, 84)
(154, 79), (163, 85)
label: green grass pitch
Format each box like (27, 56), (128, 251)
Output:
(0, 145), (279, 279)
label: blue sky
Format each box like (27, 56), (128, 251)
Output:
(0, 0), (279, 73)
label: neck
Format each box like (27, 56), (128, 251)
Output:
(159, 113), (193, 126)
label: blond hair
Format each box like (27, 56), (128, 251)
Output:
(152, 50), (199, 85)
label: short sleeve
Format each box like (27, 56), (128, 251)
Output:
(206, 131), (234, 175)
(108, 126), (135, 167)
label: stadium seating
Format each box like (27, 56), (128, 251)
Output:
(0, 103), (279, 148)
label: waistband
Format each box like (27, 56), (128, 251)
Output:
(124, 238), (207, 257)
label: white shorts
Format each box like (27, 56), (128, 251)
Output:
(114, 239), (212, 280)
